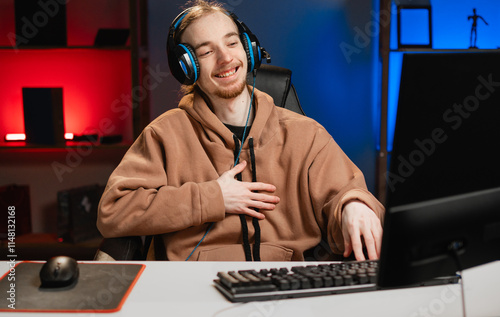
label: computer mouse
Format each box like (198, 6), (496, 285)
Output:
(39, 256), (79, 288)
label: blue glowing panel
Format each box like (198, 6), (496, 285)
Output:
(399, 9), (430, 46)
(387, 52), (404, 152)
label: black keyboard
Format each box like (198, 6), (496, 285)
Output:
(213, 260), (460, 302)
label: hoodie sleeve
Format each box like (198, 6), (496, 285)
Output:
(308, 131), (385, 255)
(97, 126), (226, 238)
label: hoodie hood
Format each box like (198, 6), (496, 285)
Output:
(178, 87), (279, 150)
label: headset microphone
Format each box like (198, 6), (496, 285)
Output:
(261, 49), (271, 64)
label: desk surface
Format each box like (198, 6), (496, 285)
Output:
(1, 260), (499, 317)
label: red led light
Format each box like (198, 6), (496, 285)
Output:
(4, 133), (26, 141)
(5, 133), (74, 141)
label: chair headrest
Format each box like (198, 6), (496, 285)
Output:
(247, 65), (292, 108)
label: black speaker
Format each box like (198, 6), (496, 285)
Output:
(57, 184), (104, 243)
(14, 0), (67, 46)
(22, 87), (65, 146)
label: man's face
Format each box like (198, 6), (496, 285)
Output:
(181, 11), (248, 100)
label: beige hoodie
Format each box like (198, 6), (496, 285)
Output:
(97, 88), (384, 261)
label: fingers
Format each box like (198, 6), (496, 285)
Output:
(343, 235), (353, 258)
(361, 215), (383, 260)
(342, 201), (383, 261)
(218, 161), (280, 219)
(349, 227), (366, 261)
(363, 234), (377, 261)
(229, 190), (280, 215)
(249, 191), (280, 204)
(368, 219), (383, 259)
(228, 160), (247, 177)
(246, 182), (277, 193)
(349, 228), (382, 261)
(246, 195), (279, 212)
(240, 207), (266, 220)
(227, 162), (277, 193)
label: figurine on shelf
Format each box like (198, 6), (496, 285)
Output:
(468, 8), (488, 49)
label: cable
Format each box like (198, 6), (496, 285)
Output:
(185, 222), (214, 261)
(185, 71), (257, 261)
(449, 241), (467, 317)
(233, 70), (256, 166)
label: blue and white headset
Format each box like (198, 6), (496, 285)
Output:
(166, 7), (270, 85)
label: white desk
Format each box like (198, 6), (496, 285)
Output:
(1, 260), (499, 317)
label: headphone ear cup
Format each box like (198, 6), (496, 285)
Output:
(173, 44), (200, 85)
(240, 33), (253, 72)
(240, 32), (261, 73)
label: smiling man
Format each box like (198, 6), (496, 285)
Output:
(188, 17), (248, 100)
(97, 0), (385, 262)
(182, 10), (254, 126)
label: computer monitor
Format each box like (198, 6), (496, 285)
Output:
(378, 52), (500, 288)
(386, 52), (500, 207)
(378, 186), (500, 288)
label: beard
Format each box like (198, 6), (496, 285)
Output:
(213, 76), (247, 99)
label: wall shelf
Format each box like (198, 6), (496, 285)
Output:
(0, 0), (149, 150)
(0, 144), (131, 151)
(0, 0), (149, 243)
(391, 48), (500, 53)
(0, 46), (131, 50)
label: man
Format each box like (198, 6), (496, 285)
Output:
(97, 0), (384, 261)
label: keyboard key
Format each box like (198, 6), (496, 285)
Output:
(239, 271), (262, 284)
(343, 275), (354, 285)
(289, 278), (301, 290)
(300, 278), (311, 289)
(333, 275), (343, 286)
(228, 271), (251, 286)
(323, 276), (334, 287)
(312, 277), (323, 288)
(217, 272), (240, 288)
(276, 278), (290, 290)
(357, 268), (367, 275)
(358, 274), (369, 284)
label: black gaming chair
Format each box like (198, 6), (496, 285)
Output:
(94, 65), (304, 261)
(248, 65), (304, 115)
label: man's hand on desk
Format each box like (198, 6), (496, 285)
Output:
(217, 161), (280, 220)
(342, 200), (383, 261)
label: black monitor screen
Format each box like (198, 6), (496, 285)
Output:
(379, 52), (500, 288)
(386, 52), (500, 207)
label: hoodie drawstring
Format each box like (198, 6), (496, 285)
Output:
(249, 137), (261, 261)
(233, 135), (261, 261)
